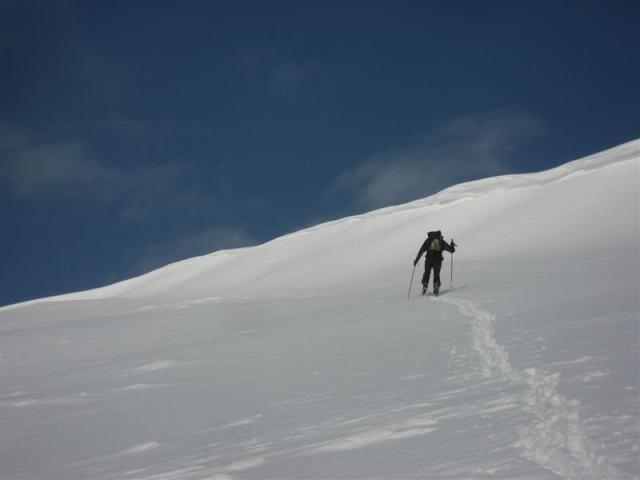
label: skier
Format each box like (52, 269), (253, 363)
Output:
(413, 230), (456, 296)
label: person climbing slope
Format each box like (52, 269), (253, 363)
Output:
(413, 230), (456, 296)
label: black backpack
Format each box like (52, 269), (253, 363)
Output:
(427, 230), (443, 253)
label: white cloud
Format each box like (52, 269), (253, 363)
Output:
(0, 125), (112, 195)
(270, 60), (324, 91)
(110, 116), (149, 140)
(0, 123), (213, 218)
(235, 46), (327, 95)
(135, 225), (256, 273)
(326, 108), (545, 210)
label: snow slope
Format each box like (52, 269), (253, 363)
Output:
(1, 140), (638, 479)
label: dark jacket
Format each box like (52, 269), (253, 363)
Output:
(414, 234), (455, 264)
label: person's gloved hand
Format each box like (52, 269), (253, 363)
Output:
(413, 258), (418, 267)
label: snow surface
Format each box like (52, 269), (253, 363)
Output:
(1, 140), (639, 479)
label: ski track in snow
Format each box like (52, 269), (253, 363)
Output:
(441, 296), (626, 480)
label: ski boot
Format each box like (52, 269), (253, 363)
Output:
(421, 285), (428, 296)
(433, 284), (440, 297)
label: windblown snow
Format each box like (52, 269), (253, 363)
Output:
(1, 140), (639, 479)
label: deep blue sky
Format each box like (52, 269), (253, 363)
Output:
(1, 0), (638, 305)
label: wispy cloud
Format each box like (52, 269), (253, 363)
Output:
(235, 45), (328, 95)
(270, 60), (325, 93)
(0, 123), (213, 219)
(0, 124), (112, 196)
(109, 116), (150, 141)
(325, 108), (545, 211)
(135, 225), (256, 273)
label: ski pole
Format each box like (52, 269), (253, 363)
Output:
(450, 239), (456, 286)
(407, 264), (416, 300)
(450, 252), (454, 286)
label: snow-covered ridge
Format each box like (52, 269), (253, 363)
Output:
(2, 139), (638, 311)
(368, 138), (638, 212)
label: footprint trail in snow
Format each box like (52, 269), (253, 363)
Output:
(441, 296), (626, 479)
